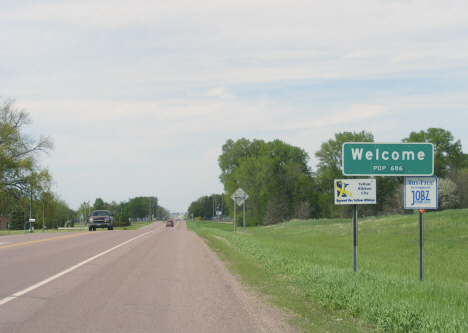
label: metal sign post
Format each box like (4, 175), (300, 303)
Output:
(231, 188), (249, 234)
(404, 176), (437, 282)
(419, 209), (425, 281)
(234, 201), (236, 233)
(243, 199), (246, 235)
(335, 179), (376, 272)
(353, 204), (358, 272)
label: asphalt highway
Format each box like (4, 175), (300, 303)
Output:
(0, 221), (295, 332)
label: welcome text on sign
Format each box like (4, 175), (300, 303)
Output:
(351, 148), (426, 161)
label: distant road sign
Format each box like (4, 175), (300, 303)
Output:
(404, 176), (438, 209)
(231, 188), (249, 206)
(197, 217), (201, 221)
(342, 143), (434, 176)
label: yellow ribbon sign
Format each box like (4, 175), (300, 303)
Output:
(335, 180), (352, 198)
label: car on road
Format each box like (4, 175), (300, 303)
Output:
(88, 210), (114, 231)
(165, 219), (174, 227)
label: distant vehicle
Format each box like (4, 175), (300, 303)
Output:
(88, 210), (114, 231)
(166, 219), (174, 227)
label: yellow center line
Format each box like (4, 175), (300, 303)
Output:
(1, 222), (167, 250)
(0, 232), (90, 249)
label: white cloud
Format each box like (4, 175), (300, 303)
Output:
(1, 0), (468, 211)
(205, 87), (235, 99)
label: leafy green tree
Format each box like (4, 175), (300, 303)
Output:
(122, 196), (158, 219)
(382, 184), (406, 215)
(371, 176), (401, 216)
(219, 138), (313, 225)
(448, 168), (468, 208)
(403, 128), (468, 178)
(188, 196), (210, 218)
(34, 190), (55, 230)
(315, 130), (374, 189)
(93, 198), (107, 210)
(9, 205), (26, 230)
(114, 212), (130, 227)
(218, 138), (265, 184)
(187, 199), (203, 218)
(52, 196), (75, 228)
(0, 98), (54, 210)
(155, 205), (170, 219)
(438, 178), (459, 210)
(291, 174), (319, 219)
(187, 194), (225, 219)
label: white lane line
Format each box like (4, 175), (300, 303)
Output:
(0, 230), (153, 307)
(0, 242), (9, 245)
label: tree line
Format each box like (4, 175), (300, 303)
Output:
(187, 129), (468, 226)
(187, 193), (227, 220)
(91, 196), (169, 227)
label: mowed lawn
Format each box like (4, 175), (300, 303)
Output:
(188, 209), (468, 333)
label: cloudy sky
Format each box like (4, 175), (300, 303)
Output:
(1, 0), (467, 212)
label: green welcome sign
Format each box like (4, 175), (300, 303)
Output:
(342, 143), (434, 176)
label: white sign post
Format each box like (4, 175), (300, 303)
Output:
(404, 176), (438, 282)
(231, 188), (249, 234)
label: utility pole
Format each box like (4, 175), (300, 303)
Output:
(221, 194), (224, 220)
(30, 191), (32, 221)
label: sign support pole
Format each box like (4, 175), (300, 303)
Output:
(231, 188), (249, 235)
(419, 210), (424, 281)
(353, 204), (358, 272)
(243, 196), (246, 235)
(234, 196), (237, 233)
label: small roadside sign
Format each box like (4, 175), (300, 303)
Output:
(404, 176), (438, 282)
(334, 179), (377, 205)
(404, 176), (438, 209)
(231, 188), (249, 234)
(231, 188), (249, 206)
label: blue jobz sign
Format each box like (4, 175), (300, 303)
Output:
(404, 176), (438, 209)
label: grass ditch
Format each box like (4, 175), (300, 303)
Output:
(188, 209), (468, 332)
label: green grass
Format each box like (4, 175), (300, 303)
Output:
(0, 227), (84, 236)
(187, 209), (468, 333)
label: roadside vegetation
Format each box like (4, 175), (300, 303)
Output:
(188, 129), (468, 224)
(188, 209), (468, 333)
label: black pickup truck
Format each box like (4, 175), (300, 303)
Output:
(88, 210), (114, 231)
